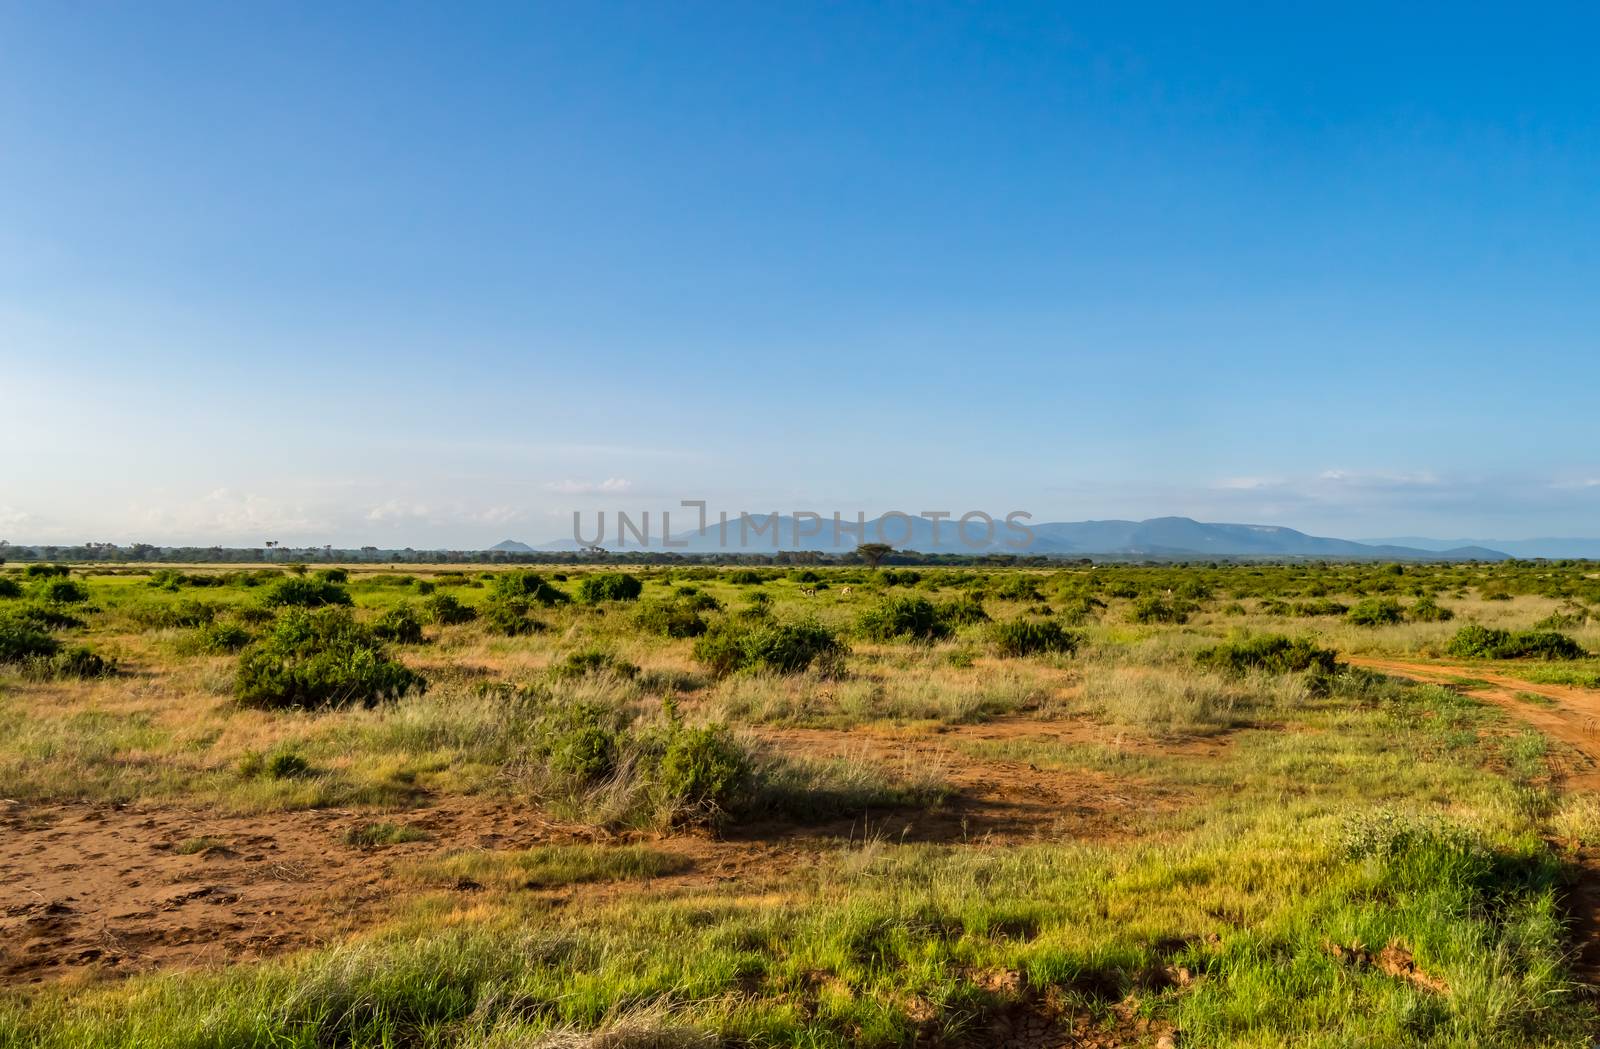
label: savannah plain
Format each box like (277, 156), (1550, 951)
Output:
(4, 557), (1600, 1047)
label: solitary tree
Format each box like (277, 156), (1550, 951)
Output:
(856, 542), (894, 569)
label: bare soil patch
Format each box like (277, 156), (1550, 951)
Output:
(0, 797), (595, 984)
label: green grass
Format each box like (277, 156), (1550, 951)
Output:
(343, 821), (432, 848)
(405, 843), (688, 891)
(3, 563), (1600, 1045)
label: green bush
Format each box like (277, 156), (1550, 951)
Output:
(1195, 634), (1339, 676)
(1408, 596), (1454, 622)
(195, 621), (253, 654)
(32, 578), (89, 604)
(1292, 599), (1349, 617)
(0, 578), (19, 599)
(1128, 595), (1191, 624)
(990, 619), (1079, 658)
(692, 618), (846, 676)
(260, 576), (353, 608)
(938, 593), (990, 626)
(3, 603), (84, 631)
(1345, 597), (1404, 626)
(727, 570), (765, 585)
(315, 568), (350, 584)
(24, 563), (70, 578)
(576, 573), (644, 603)
(147, 569), (191, 591)
(422, 592), (477, 626)
(547, 704), (622, 782)
(132, 599), (217, 630)
(0, 615), (60, 663)
(1446, 625), (1585, 660)
(267, 751), (311, 779)
(489, 572), (570, 607)
(372, 605), (425, 644)
(992, 576), (1044, 602)
(234, 608), (426, 709)
(635, 601), (709, 638)
(550, 649), (639, 681)
(482, 598), (543, 636)
(29, 645), (115, 679)
(857, 596), (952, 642)
(656, 724), (752, 826)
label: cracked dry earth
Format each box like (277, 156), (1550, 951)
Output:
(0, 719), (1193, 985)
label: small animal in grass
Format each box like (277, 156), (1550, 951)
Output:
(839, 586), (853, 596)
(800, 587), (817, 597)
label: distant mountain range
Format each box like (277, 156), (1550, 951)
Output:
(510, 516), (1521, 560)
(1363, 537), (1600, 560)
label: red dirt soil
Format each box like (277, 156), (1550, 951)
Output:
(2, 720), (1183, 985)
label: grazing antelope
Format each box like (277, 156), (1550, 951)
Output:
(800, 587), (817, 597)
(839, 586), (853, 596)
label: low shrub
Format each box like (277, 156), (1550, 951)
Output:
(482, 598), (544, 636)
(422, 592), (477, 626)
(1345, 597), (1404, 626)
(0, 615), (60, 663)
(32, 578), (89, 604)
(858, 596), (952, 643)
(0, 578), (19, 599)
(1128, 595), (1191, 624)
(990, 619), (1079, 658)
(131, 599), (218, 630)
(24, 564), (70, 578)
(1408, 596), (1455, 622)
(268, 751), (311, 779)
(550, 649), (639, 681)
(547, 703), (625, 781)
(1195, 634), (1339, 676)
(939, 593), (990, 626)
(692, 618), (846, 677)
(577, 573), (644, 603)
(234, 608), (426, 709)
(992, 576), (1044, 602)
(194, 621), (253, 654)
(635, 601), (708, 639)
(489, 571), (570, 606)
(371, 605), (426, 645)
(260, 576), (353, 609)
(656, 725), (752, 826)
(27, 645), (115, 679)
(3, 603), (85, 631)
(315, 568), (349, 584)
(1447, 625), (1586, 660)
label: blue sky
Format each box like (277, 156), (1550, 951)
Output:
(4, 3), (1599, 546)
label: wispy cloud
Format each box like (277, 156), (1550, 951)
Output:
(543, 477), (632, 495)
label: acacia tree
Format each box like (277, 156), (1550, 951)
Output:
(856, 542), (894, 569)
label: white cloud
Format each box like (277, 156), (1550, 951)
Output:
(129, 488), (332, 540)
(543, 477), (632, 495)
(366, 500), (432, 522)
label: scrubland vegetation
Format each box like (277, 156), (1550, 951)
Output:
(3, 557), (1600, 1046)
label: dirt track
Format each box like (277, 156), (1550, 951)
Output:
(1348, 655), (1600, 984)
(1347, 656), (1600, 789)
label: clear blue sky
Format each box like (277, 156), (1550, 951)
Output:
(4, 2), (1598, 546)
